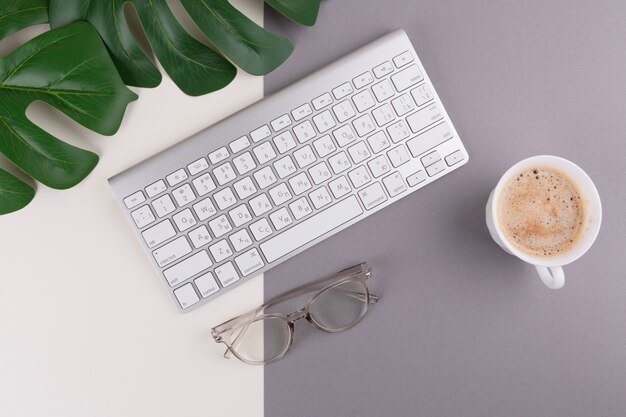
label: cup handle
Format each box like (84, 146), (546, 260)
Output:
(535, 266), (565, 289)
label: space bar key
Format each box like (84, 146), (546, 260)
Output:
(260, 196), (363, 263)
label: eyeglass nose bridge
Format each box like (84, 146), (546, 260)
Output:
(286, 308), (308, 322)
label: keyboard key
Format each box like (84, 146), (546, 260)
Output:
(173, 184), (196, 207)
(270, 207), (294, 230)
(293, 120), (317, 143)
(269, 183), (292, 205)
(406, 170), (427, 187)
(292, 103), (313, 121)
(329, 176), (352, 199)
(426, 160), (446, 177)
(192, 197), (217, 221)
(348, 166), (372, 188)
(372, 79), (394, 102)
(187, 157), (209, 175)
(333, 125), (357, 147)
(406, 122), (453, 158)
(164, 251), (212, 286)
(166, 169), (188, 187)
(250, 218), (273, 241)
(293, 145), (317, 168)
(215, 262), (240, 287)
(250, 125), (271, 142)
(249, 193), (272, 216)
(209, 240), (233, 262)
(382, 171), (407, 197)
(393, 50), (414, 68)
(289, 197), (313, 220)
(312, 110), (337, 133)
(372, 103), (396, 126)
(391, 94), (416, 116)
(153, 236), (191, 268)
(445, 150), (464, 166)
(189, 225), (212, 248)
(229, 135), (251, 153)
(312, 92), (333, 110)
(332, 82), (354, 100)
(173, 283), (200, 309)
(233, 152), (256, 175)
(352, 89), (376, 112)
(271, 114), (292, 132)
(254, 166), (278, 189)
(274, 155), (297, 179)
(124, 191), (145, 209)
(131, 205), (155, 228)
(195, 273), (219, 298)
(145, 180), (167, 198)
(192, 173), (216, 196)
(142, 220), (176, 248)
(308, 161), (332, 185)
(214, 187), (237, 211)
(228, 204), (252, 227)
(411, 84), (434, 106)
(309, 186), (333, 209)
(234, 248), (264, 277)
(229, 229), (253, 252)
(332, 100), (356, 123)
(352, 114), (376, 137)
(152, 194), (176, 217)
(391, 65), (423, 92)
(233, 177), (257, 200)
(288, 172), (312, 195)
(358, 182), (388, 210)
(387, 145), (411, 167)
(213, 162), (236, 185)
(260, 196), (363, 263)
(273, 131), (297, 154)
(209, 147), (229, 164)
(387, 120), (411, 143)
(208, 215), (233, 238)
(421, 151), (442, 167)
(348, 141), (371, 164)
(367, 131), (391, 153)
(368, 155), (391, 178)
(253, 141), (277, 164)
(406, 103), (444, 133)
(313, 135), (337, 157)
(373, 61), (394, 78)
(353, 71), (374, 89)
(328, 151), (352, 174)
(172, 208), (197, 232)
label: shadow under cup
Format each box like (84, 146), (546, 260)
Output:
(486, 155), (602, 271)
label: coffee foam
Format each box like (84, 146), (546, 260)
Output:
(497, 166), (585, 258)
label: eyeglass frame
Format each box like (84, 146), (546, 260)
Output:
(211, 262), (379, 365)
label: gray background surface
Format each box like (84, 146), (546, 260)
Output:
(264, 2), (626, 416)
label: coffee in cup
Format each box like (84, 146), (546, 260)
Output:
(497, 166), (585, 258)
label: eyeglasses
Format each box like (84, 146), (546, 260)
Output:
(211, 262), (379, 365)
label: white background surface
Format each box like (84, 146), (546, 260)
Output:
(0, 1), (264, 415)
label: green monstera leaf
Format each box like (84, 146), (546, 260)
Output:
(49, 0), (323, 94)
(0, 13), (137, 214)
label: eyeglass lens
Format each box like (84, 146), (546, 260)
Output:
(308, 279), (368, 330)
(232, 317), (291, 363)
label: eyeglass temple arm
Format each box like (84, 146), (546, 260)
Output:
(261, 262), (372, 310)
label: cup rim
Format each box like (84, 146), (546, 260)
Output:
(491, 155), (602, 267)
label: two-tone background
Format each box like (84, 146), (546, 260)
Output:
(2, 1), (626, 416)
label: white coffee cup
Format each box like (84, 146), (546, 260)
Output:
(486, 155), (602, 289)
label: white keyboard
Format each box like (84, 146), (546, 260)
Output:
(109, 29), (469, 312)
